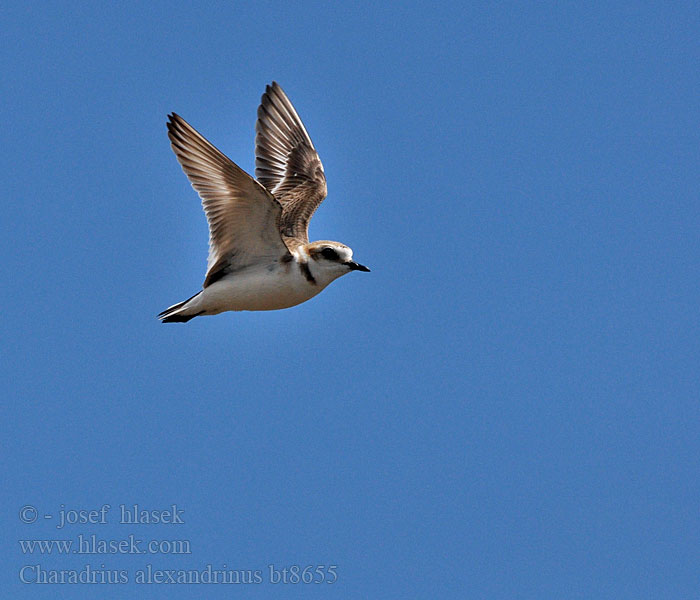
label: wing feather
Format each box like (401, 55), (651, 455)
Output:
(167, 113), (291, 287)
(255, 82), (327, 245)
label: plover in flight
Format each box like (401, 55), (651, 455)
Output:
(159, 82), (369, 323)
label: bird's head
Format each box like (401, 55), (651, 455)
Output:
(302, 241), (370, 285)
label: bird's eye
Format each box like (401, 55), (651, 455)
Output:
(321, 248), (339, 261)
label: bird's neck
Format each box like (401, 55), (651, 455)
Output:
(291, 246), (342, 289)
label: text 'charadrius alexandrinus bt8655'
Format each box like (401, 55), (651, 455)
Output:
(158, 82), (370, 323)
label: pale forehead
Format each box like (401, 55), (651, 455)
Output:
(308, 241), (351, 253)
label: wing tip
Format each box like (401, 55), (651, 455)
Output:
(166, 112), (184, 136)
(262, 81), (287, 106)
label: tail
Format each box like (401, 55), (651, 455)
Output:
(158, 291), (204, 323)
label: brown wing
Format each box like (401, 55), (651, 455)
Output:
(255, 82), (328, 245)
(167, 113), (292, 287)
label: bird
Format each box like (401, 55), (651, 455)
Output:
(158, 82), (370, 323)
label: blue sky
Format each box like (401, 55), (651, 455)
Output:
(2, 1), (698, 598)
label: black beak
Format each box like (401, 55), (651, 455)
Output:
(346, 261), (370, 272)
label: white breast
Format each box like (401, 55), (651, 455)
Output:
(195, 260), (327, 313)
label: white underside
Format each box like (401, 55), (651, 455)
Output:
(180, 262), (333, 314)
